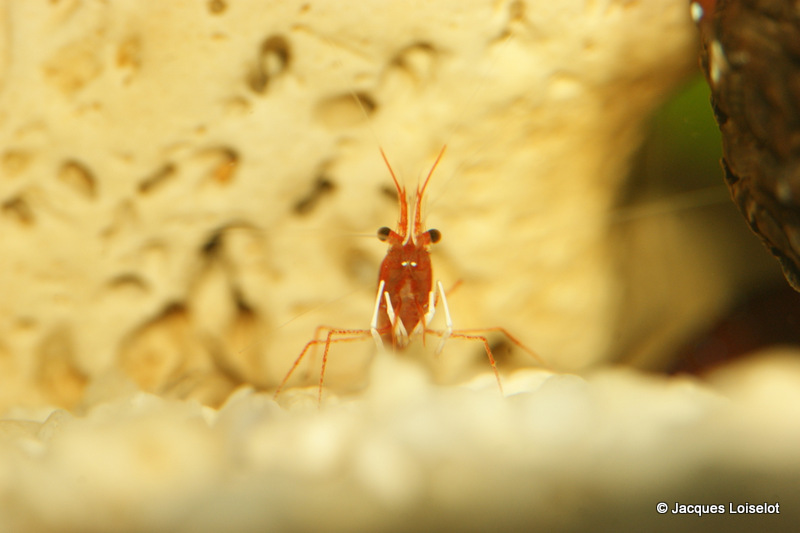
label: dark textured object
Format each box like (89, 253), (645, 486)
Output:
(668, 283), (800, 375)
(695, 0), (800, 290)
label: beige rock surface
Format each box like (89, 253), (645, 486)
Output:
(0, 0), (728, 410)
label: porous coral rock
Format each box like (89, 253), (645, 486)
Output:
(1, 0), (701, 409)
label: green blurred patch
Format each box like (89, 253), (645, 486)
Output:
(626, 74), (724, 202)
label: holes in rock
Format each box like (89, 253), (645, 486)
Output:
(293, 175), (336, 215)
(380, 184), (399, 202)
(390, 42), (437, 85)
(208, 0), (227, 14)
(115, 35), (142, 84)
(508, 0), (526, 23)
(202, 147), (239, 185)
(314, 91), (377, 129)
(234, 294), (255, 316)
(138, 163), (177, 195)
(2, 196), (34, 226)
(223, 96), (252, 116)
(200, 222), (243, 255)
(58, 159), (97, 199)
(201, 227), (228, 259)
(1, 150), (32, 177)
(247, 35), (291, 94)
(107, 274), (149, 295)
(116, 35), (141, 69)
(198, 222), (260, 266)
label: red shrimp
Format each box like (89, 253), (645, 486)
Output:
(273, 145), (543, 404)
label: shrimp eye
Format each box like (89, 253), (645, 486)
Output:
(377, 226), (391, 241)
(427, 228), (441, 243)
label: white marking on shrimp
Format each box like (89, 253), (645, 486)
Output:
(690, 2), (704, 24)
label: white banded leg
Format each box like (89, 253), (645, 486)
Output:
(435, 280), (452, 354)
(370, 280), (386, 349)
(384, 291), (408, 346)
(423, 286), (437, 327)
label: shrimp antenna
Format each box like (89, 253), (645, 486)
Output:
(414, 145), (448, 236)
(379, 147), (409, 239)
